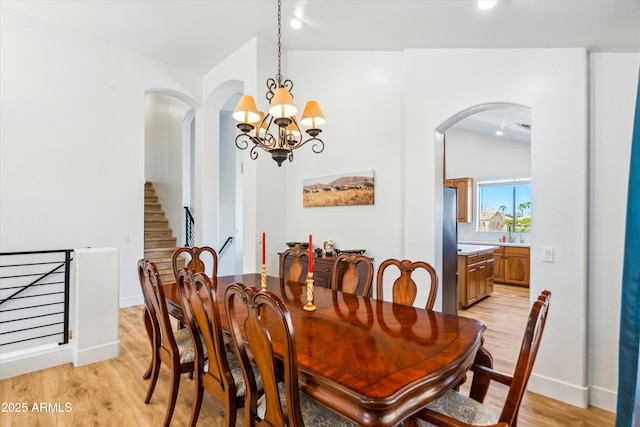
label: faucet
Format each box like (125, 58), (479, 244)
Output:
(508, 225), (515, 243)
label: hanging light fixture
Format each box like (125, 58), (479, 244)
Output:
(233, 0), (326, 166)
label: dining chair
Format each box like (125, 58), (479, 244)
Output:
(137, 259), (199, 427)
(224, 283), (358, 427)
(177, 268), (258, 427)
(279, 248), (309, 283)
(331, 253), (374, 296)
(172, 246), (218, 281)
(409, 290), (551, 427)
(375, 259), (439, 310)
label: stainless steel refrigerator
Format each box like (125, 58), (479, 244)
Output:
(442, 186), (458, 315)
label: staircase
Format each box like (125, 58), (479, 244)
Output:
(144, 182), (182, 284)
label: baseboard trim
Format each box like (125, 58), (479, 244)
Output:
(589, 385), (617, 413)
(72, 340), (121, 367)
(528, 372), (589, 408)
(120, 294), (144, 308)
(0, 344), (73, 380)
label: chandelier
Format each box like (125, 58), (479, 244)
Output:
(232, 0), (326, 166)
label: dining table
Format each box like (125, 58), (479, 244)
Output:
(163, 273), (486, 427)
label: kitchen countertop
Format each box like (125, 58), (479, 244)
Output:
(457, 244), (500, 256)
(459, 240), (530, 248)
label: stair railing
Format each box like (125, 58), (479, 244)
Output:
(184, 206), (195, 248)
(219, 236), (233, 255)
(0, 250), (73, 354)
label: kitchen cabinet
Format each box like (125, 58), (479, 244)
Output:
(493, 246), (530, 287)
(444, 177), (473, 223)
(458, 249), (494, 308)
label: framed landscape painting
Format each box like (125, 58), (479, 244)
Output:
(303, 170), (375, 207)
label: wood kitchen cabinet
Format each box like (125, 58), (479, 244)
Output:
(493, 246), (530, 287)
(444, 177), (473, 223)
(279, 253), (373, 293)
(458, 250), (494, 308)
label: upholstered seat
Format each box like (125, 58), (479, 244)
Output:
(137, 259), (201, 427)
(256, 382), (357, 427)
(410, 290), (551, 427)
(177, 268), (261, 427)
(225, 283), (358, 427)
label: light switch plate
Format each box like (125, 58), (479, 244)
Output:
(543, 247), (554, 263)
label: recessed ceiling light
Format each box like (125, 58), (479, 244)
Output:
(496, 130), (503, 136)
(478, 0), (498, 10)
(290, 18), (302, 29)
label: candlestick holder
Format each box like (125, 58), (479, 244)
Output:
(261, 264), (267, 291)
(303, 272), (316, 311)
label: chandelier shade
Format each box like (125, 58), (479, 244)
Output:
(232, 0), (325, 166)
(300, 101), (326, 128)
(269, 87), (298, 118)
(232, 95), (261, 124)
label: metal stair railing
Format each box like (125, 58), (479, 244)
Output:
(0, 250), (73, 354)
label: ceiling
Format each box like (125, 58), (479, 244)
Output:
(2, 0), (637, 140)
(2, 0), (640, 76)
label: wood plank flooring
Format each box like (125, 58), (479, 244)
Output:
(456, 284), (615, 427)
(0, 284), (615, 426)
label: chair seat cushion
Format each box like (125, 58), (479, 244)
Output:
(174, 328), (208, 364)
(417, 388), (500, 426)
(256, 382), (357, 426)
(204, 350), (264, 397)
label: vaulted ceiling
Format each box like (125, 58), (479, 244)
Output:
(3, 0), (639, 75)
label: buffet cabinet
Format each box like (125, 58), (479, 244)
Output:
(458, 249), (494, 308)
(493, 246), (530, 287)
(278, 253), (373, 293)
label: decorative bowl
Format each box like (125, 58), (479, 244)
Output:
(335, 249), (366, 255)
(286, 242), (310, 250)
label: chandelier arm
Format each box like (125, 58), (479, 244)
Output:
(250, 144), (260, 160)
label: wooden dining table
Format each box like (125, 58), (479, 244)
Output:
(163, 273), (486, 427)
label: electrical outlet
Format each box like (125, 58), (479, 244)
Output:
(543, 247), (554, 263)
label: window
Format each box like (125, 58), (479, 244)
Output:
(478, 180), (531, 233)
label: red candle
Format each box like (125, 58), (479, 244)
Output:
(262, 232), (266, 264)
(308, 234), (313, 272)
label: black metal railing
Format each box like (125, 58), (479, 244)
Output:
(0, 250), (73, 353)
(219, 236), (233, 255)
(184, 206), (195, 247)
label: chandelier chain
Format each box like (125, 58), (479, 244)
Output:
(277, 0), (282, 85)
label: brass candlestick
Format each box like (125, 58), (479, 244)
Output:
(303, 271), (316, 311)
(261, 264), (267, 291)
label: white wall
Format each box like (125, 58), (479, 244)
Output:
(284, 51), (406, 296)
(588, 53), (640, 410)
(403, 49), (589, 407)
(0, 8), (201, 306)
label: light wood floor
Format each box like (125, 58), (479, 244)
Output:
(1, 284), (615, 426)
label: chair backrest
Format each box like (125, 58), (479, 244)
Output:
(225, 283), (305, 426)
(331, 253), (374, 296)
(279, 248), (309, 283)
(138, 259), (180, 360)
(177, 268), (235, 395)
(375, 259), (439, 310)
(172, 246), (218, 281)
(499, 290), (551, 426)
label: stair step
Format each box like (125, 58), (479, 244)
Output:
(145, 219), (169, 227)
(145, 230), (173, 239)
(144, 212), (166, 221)
(145, 247), (177, 258)
(145, 238), (178, 249)
(143, 182), (179, 284)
